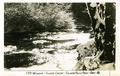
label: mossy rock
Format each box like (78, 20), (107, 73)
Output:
(76, 40), (97, 60)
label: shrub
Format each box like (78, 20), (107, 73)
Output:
(4, 3), (76, 33)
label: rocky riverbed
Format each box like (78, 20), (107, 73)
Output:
(4, 32), (114, 70)
(4, 32), (93, 70)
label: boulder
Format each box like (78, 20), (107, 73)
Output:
(76, 40), (97, 60)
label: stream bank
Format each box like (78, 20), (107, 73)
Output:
(4, 32), (94, 70)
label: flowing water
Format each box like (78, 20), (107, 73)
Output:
(5, 32), (93, 70)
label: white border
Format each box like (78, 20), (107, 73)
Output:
(3, 0), (118, 3)
(0, 0), (120, 76)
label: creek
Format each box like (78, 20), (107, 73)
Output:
(4, 32), (93, 70)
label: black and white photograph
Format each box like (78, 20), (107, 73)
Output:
(4, 3), (116, 71)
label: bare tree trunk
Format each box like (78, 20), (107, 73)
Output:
(86, 3), (115, 62)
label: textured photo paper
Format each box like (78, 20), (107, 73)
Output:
(1, 0), (120, 76)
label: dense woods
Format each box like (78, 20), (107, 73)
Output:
(4, 3), (115, 70)
(4, 3), (75, 33)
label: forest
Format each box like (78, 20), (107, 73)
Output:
(4, 3), (115, 70)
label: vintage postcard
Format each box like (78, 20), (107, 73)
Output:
(0, 0), (120, 76)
